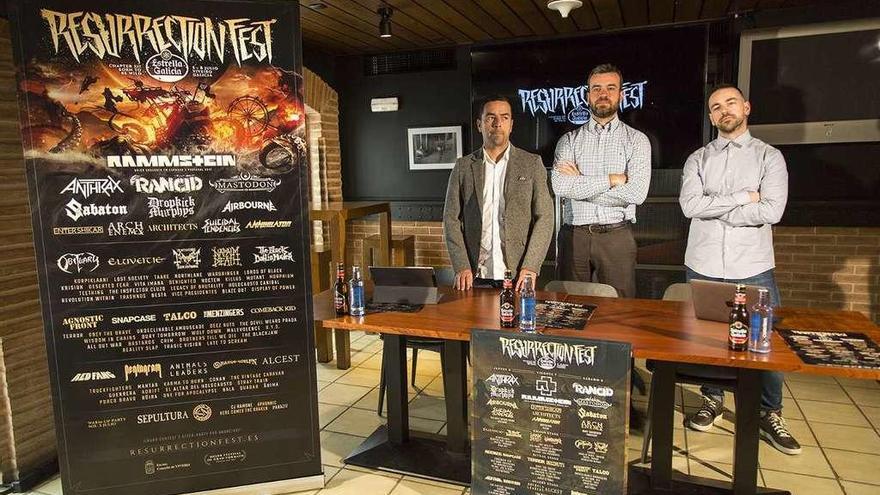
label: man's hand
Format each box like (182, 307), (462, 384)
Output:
(554, 161), (580, 176)
(748, 191), (760, 203)
(453, 269), (474, 291)
(515, 269), (537, 292)
(609, 174), (628, 187)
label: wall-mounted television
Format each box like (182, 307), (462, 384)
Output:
(738, 18), (880, 145)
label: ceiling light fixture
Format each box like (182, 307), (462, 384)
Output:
(378, 6), (393, 38)
(547, 0), (583, 18)
(307, 2), (327, 10)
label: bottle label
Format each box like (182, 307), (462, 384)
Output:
(729, 321), (748, 344)
(750, 313), (761, 341)
(334, 294), (346, 311)
(500, 302), (515, 323)
(350, 287), (364, 309)
(521, 298), (536, 320)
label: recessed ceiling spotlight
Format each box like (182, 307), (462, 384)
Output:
(308, 2), (327, 10)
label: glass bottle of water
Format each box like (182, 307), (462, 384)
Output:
(349, 265), (365, 317)
(749, 288), (773, 353)
(519, 274), (536, 333)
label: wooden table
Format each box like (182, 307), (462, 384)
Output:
(319, 288), (880, 494)
(310, 201), (391, 368)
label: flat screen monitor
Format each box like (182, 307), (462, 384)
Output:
(738, 18), (880, 145)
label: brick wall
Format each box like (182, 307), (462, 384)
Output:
(346, 220), (449, 269)
(303, 68), (341, 202)
(343, 221), (880, 323)
(774, 226), (879, 324)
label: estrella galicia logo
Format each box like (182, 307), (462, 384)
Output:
(146, 50), (188, 83)
(567, 105), (591, 125)
(57, 252), (99, 274)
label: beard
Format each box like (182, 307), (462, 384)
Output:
(716, 115), (745, 133)
(589, 98), (619, 119)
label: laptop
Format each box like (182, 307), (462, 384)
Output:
(369, 266), (440, 304)
(690, 279), (764, 322)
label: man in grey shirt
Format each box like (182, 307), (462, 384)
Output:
(679, 84), (801, 455)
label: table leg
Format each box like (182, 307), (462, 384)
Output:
(384, 335), (409, 444)
(442, 341), (468, 454)
(733, 368), (762, 495)
(650, 361), (676, 490)
(315, 320), (333, 363)
(342, 335), (470, 485)
(377, 210), (391, 267)
(329, 215), (346, 267)
(334, 329), (351, 370)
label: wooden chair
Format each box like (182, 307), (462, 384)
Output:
(311, 245), (334, 363)
(361, 234), (415, 280)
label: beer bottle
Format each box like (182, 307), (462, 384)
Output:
(333, 263), (348, 316)
(728, 284), (749, 351)
(500, 269), (516, 328)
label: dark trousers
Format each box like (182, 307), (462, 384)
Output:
(557, 223), (637, 298)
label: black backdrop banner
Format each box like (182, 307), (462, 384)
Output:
(8, 1), (322, 494)
(471, 25), (707, 170)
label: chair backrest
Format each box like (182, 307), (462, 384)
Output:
(662, 282), (692, 302)
(543, 280), (619, 298)
(433, 266), (456, 287)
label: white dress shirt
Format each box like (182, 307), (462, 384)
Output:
(680, 130), (788, 279)
(477, 145), (510, 280)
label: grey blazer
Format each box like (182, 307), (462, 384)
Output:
(443, 145), (554, 276)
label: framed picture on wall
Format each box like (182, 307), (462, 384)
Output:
(407, 126), (462, 170)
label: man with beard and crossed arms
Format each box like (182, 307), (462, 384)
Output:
(551, 64), (651, 298)
(679, 84), (800, 455)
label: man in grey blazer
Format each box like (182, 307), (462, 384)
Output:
(443, 95), (554, 291)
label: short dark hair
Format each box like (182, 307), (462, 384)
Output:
(478, 95), (512, 117)
(588, 63), (623, 85)
(708, 83), (745, 101)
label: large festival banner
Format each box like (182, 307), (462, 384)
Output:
(8, 1), (323, 494)
(471, 330), (631, 495)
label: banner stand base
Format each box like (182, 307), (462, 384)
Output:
(183, 474), (325, 495)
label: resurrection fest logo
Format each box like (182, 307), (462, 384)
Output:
(40, 9), (277, 65)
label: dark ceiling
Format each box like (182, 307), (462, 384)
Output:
(297, 0), (825, 54)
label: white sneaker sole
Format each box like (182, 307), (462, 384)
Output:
(686, 414), (722, 432)
(760, 429), (802, 455)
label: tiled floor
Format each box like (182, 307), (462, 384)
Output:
(28, 331), (880, 495)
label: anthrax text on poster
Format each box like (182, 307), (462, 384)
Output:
(471, 330), (632, 495)
(7, 1), (321, 494)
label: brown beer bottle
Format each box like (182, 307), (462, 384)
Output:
(499, 270), (516, 328)
(333, 263), (348, 316)
(728, 284), (749, 351)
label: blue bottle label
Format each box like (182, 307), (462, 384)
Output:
(351, 287), (363, 308)
(520, 297), (536, 324)
(750, 312), (761, 341)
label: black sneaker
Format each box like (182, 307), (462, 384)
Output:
(685, 396), (723, 432)
(760, 410), (802, 455)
